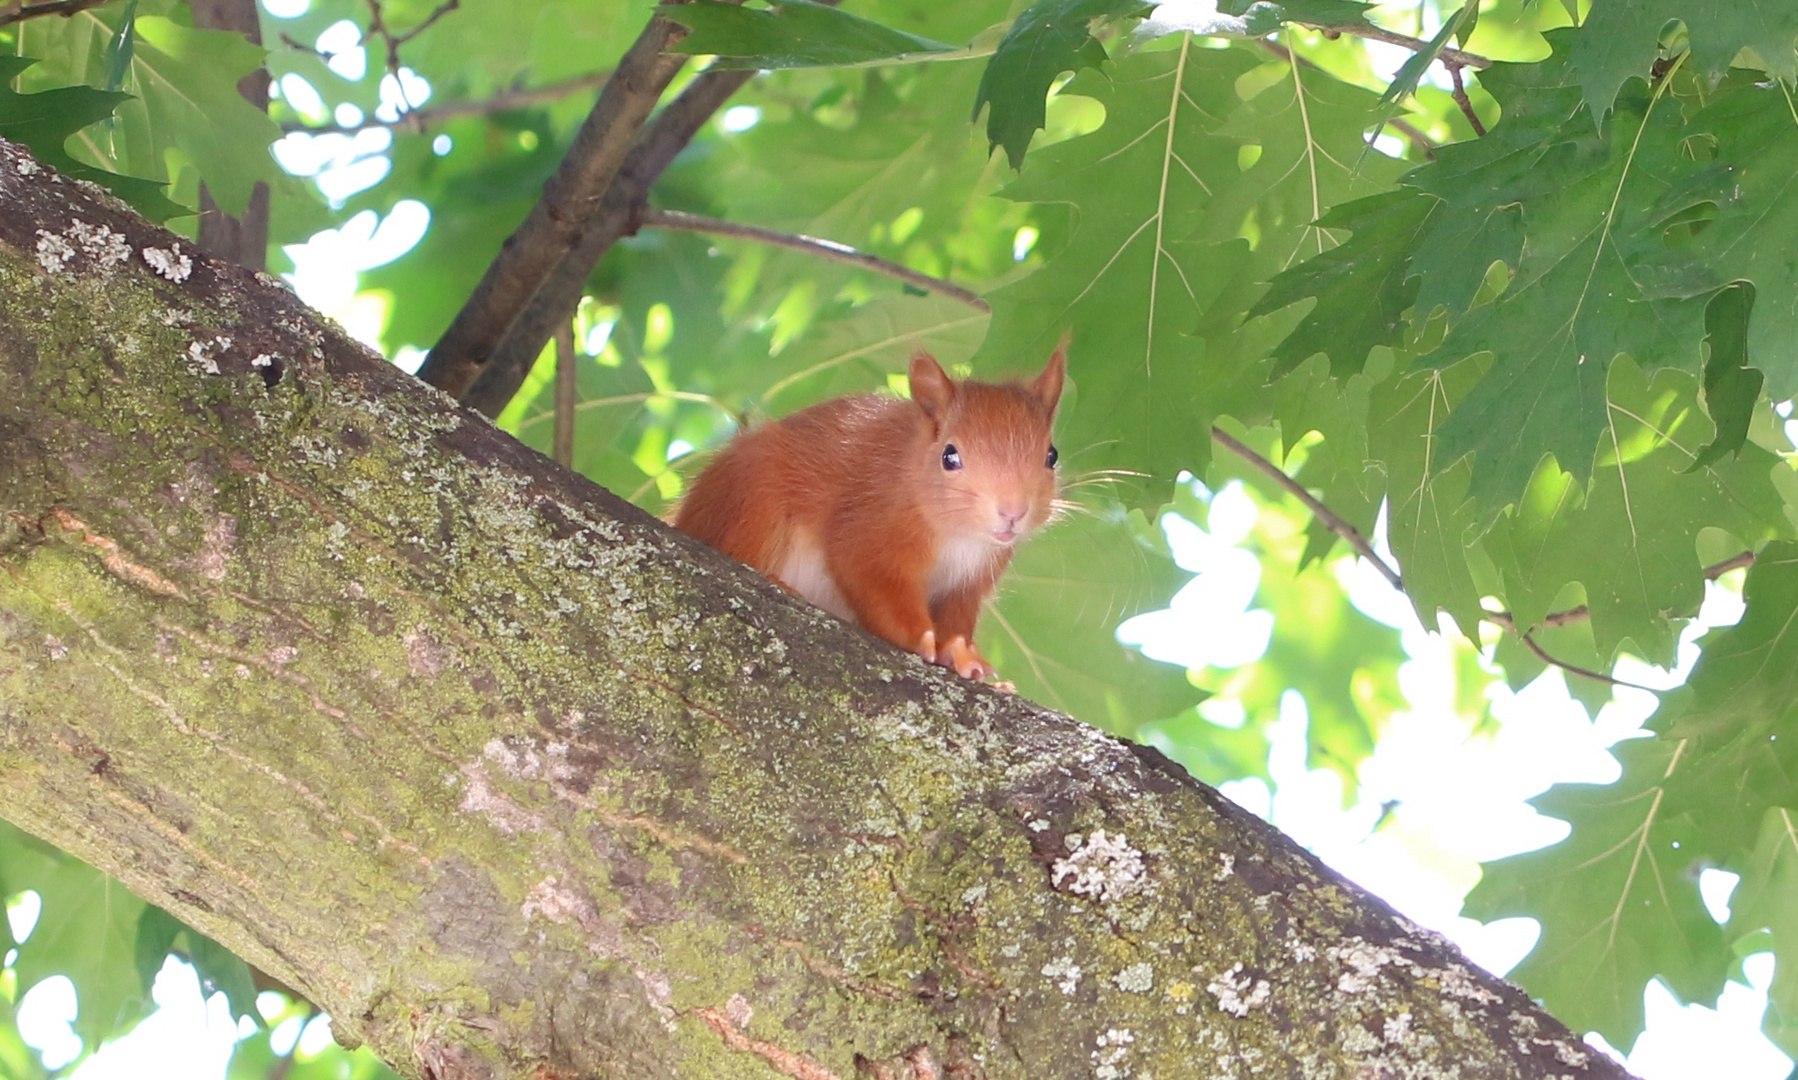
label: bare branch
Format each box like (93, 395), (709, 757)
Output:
(642, 209), (990, 313)
(1490, 550), (1757, 635)
(364, 0), (459, 100)
(1448, 64), (1487, 136)
(553, 320), (576, 468)
(0, 0), (115, 27)
(1480, 612), (1662, 693)
(1705, 550), (1757, 578)
(1211, 426), (1405, 591)
(282, 71), (611, 135)
(462, 67), (757, 417)
(419, 13), (693, 399)
(1303, 19), (1491, 70)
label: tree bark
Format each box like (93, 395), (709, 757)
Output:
(0, 138), (1633, 1080)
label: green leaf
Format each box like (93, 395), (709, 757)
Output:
(1465, 735), (1726, 1046)
(1367, 360), (1488, 638)
(975, 43), (1257, 495)
(1486, 360), (1786, 667)
(101, 0), (138, 95)
(133, 906), (183, 991)
(1728, 807), (1798, 1060)
(1216, 0), (1372, 30)
(661, 0), (958, 69)
(18, 8), (307, 224)
(1644, 81), (1798, 402)
(1657, 540), (1798, 741)
(185, 930), (257, 1025)
(1573, 1), (1798, 123)
(1423, 53), (1704, 507)
(1688, 281), (1763, 471)
(9, 852), (153, 1048)
(972, 0), (1147, 169)
(983, 502), (1199, 733)
(1377, 2), (1476, 108)
(1250, 189), (1436, 378)
(122, 16), (288, 216)
(978, 42), (1403, 500)
(0, 55), (181, 220)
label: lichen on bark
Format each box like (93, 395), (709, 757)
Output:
(0, 137), (1633, 1080)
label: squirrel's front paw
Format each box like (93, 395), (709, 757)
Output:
(939, 635), (995, 681)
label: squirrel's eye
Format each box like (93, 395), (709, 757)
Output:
(1046, 444), (1059, 469)
(942, 444), (964, 471)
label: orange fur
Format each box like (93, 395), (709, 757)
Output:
(674, 343), (1068, 680)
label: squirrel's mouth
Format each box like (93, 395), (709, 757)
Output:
(991, 528), (1019, 544)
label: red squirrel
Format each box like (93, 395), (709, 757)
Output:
(673, 342), (1067, 680)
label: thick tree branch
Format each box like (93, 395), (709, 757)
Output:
(417, 13), (694, 399)
(0, 0), (114, 27)
(463, 67), (756, 417)
(0, 137), (1636, 1080)
(642, 208), (991, 312)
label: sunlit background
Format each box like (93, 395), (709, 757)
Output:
(2, 0), (1792, 1077)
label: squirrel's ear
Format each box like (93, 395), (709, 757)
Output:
(909, 351), (956, 422)
(1032, 332), (1068, 414)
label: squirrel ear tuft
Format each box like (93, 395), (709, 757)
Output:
(909, 351), (956, 422)
(1032, 331), (1068, 414)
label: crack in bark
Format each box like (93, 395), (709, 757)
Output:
(545, 776), (747, 864)
(740, 924), (905, 1001)
(890, 876), (1001, 993)
(51, 508), (188, 598)
(694, 1006), (842, 1080)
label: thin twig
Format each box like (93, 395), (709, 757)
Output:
(641, 209), (990, 313)
(1704, 550), (1757, 577)
(1211, 426), (1404, 591)
(359, 0), (457, 119)
(1489, 550), (1757, 634)
(1515, 631), (1660, 692)
(1304, 20), (1491, 69)
(282, 71), (611, 134)
(420, 12), (693, 399)
(1448, 64), (1487, 136)
(552, 321), (576, 467)
(1208, 426), (1731, 693)
(0, 0), (114, 26)
(1386, 117), (1437, 156)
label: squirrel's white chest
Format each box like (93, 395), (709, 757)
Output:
(928, 534), (999, 601)
(777, 535), (855, 623)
